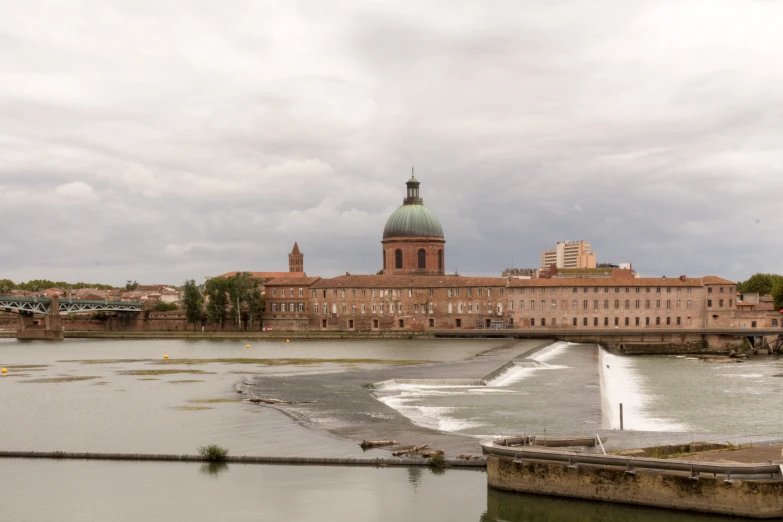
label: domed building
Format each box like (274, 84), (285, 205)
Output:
(382, 174), (445, 275)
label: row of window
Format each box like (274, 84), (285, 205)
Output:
(511, 299), (695, 311)
(271, 303), (305, 312)
(706, 299), (732, 308)
(510, 287), (695, 295)
(529, 316), (687, 327)
(275, 286), (734, 298)
(272, 301), (506, 315)
(271, 288), (304, 297)
(307, 288), (503, 299)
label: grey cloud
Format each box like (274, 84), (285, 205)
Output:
(1, 0), (781, 285)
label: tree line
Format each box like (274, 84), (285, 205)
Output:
(0, 279), (116, 294)
(181, 272), (265, 331)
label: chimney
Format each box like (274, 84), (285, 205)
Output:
(680, 275), (687, 282)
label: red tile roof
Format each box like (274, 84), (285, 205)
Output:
(699, 276), (735, 285)
(265, 276), (321, 286)
(215, 271), (306, 280)
(509, 277), (703, 288)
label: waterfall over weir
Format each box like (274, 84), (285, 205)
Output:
(599, 349), (688, 432)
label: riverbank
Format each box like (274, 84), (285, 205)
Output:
(0, 330), (438, 340)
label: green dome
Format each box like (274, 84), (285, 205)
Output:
(383, 203), (444, 239)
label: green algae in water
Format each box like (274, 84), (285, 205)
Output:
(119, 369), (213, 376)
(58, 358), (430, 367)
(153, 358), (430, 366)
(167, 380), (205, 384)
(2, 365), (49, 370)
(171, 405), (212, 411)
(191, 398), (243, 404)
(59, 359), (151, 364)
(20, 376), (101, 384)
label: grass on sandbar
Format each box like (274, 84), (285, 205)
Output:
(92, 382), (109, 386)
(167, 379), (205, 384)
(60, 359), (151, 364)
(118, 369), (214, 376)
(171, 405), (212, 411)
(58, 358), (429, 367)
(152, 358), (429, 366)
(190, 398), (243, 404)
(21, 376), (101, 384)
(3, 365), (49, 370)
(138, 378), (160, 381)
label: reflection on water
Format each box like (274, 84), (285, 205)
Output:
(200, 461), (229, 478)
(480, 488), (755, 522)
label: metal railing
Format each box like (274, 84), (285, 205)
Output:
(481, 440), (783, 478)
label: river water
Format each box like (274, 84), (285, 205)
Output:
(0, 337), (777, 521)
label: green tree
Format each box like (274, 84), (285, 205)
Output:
(152, 302), (179, 312)
(125, 280), (139, 291)
(737, 273), (783, 296)
(247, 286), (265, 328)
(182, 279), (204, 330)
(0, 279), (15, 294)
(225, 272), (265, 330)
(204, 277), (230, 329)
(772, 281), (783, 311)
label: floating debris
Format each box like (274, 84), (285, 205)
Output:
(360, 440), (397, 449)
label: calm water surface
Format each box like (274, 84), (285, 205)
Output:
(0, 338), (773, 521)
(0, 460), (755, 522)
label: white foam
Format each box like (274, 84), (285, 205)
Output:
(485, 342), (573, 387)
(532, 341), (573, 364)
(374, 341), (577, 434)
(375, 400), (483, 432)
(599, 349), (687, 432)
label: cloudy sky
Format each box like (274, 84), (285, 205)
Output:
(1, 0), (781, 286)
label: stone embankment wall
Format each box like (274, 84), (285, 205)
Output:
(487, 456), (783, 519)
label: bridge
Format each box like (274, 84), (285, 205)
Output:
(0, 296), (144, 315)
(0, 295), (143, 340)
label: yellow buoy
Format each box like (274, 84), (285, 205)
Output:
(246, 344), (250, 349)
(1, 368), (6, 374)
(286, 339), (290, 343)
(163, 354), (169, 359)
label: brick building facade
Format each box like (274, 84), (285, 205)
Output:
(264, 272), (780, 332)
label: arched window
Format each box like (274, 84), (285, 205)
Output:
(751, 321), (757, 328)
(383, 249), (387, 270)
(418, 249), (426, 269)
(395, 249), (403, 269)
(438, 250), (443, 270)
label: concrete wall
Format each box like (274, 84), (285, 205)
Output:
(487, 456), (783, 519)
